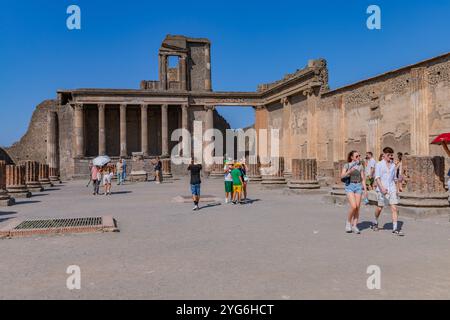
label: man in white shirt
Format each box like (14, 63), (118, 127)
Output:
(373, 147), (402, 235)
(365, 152), (376, 190)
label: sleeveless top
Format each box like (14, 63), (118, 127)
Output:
(344, 162), (363, 184)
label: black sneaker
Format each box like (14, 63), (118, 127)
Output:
(392, 229), (404, 236)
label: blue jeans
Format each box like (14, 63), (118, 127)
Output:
(117, 172), (123, 184)
(345, 182), (363, 195)
(190, 184), (201, 196)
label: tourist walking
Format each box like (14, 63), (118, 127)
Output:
(116, 159), (124, 185)
(373, 147), (403, 235)
(103, 166), (114, 195)
(231, 162), (244, 205)
(395, 152), (404, 192)
(153, 157), (162, 184)
(240, 161), (249, 201)
(341, 151), (367, 234)
(188, 159), (202, 211)
(223, 160), (233, 203)
(122, 158), (127, 183)
(365, 152), (376, 190)
(91, 165), (101, 195)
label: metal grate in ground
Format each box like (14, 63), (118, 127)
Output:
(0, 216), (118, 239)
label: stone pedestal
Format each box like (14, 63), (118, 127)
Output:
(0, 161), (15, 206)
(162, 159), (173, 180)
(209, 163), (224, 178)
(49, 167), (61, 184)
(261, 157), (286, 187)
(130, 153), (148, 182)
(324, 160), (347, 204)
(6, 165), (31, 198)
(24, 161), (44, 192)
(288, 159), (320, 190)
(38, 164), (53, 189)
(399, 156), (449, 217)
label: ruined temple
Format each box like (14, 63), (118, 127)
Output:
(4, 35), (450, 180)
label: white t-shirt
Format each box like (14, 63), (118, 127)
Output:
(103, 172), (113, 184)
(375, 160), (397, 193)
(365, 158), (376, 177)
(224, 165), (233, 181)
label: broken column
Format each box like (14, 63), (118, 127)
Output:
(209, 162), (224, 178)
(261, 157), (286, 187)
(399, 156), (449, 216)
(6, 165), (32, 198)
(288, 159), (320, 190)
(162, 159), (173, 180)
(247, 155), (262, 182)
(324, 160), (347, 204)
(49, 167), (61, 184)
(24, 161), (44, 192)
(39, 163), (53, 189)
(130, 153), (148, 182)
(0, 161), (15, 206)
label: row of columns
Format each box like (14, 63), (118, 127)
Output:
(74, 104), (190, 158)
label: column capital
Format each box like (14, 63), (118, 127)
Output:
(204, 105), (215, 111)
(281, 97), (290, 106)
(120, 103), (127, 109)
(254, 105), (266, 110)
(74, 103), (84, 111)
(140, 104), (148, 109)
(98, 103), (105, 110)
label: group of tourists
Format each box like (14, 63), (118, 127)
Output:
(88, 158), (127, 195)
(223, 159), (248, 204)
(341, 147), (404, 236)
(187, 158), (249, 211)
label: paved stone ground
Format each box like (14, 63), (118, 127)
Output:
(1, 178), (449, 300)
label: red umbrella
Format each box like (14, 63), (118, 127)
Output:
(431, 133), (450, 145)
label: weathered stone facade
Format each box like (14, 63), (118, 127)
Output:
(4, 35), (450, 185)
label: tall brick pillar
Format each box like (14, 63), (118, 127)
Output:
(288, 159), (320, 190)
(39, 164), (53, 189)
(247, 155), (262, 183)
(162, 159), (172, 180)
(399, 156), (449, 214)
(261, 157), (286, 187)
(6, 165), (31, 198)
(0, 161), (15, 206)
(23, 161), (44, 192)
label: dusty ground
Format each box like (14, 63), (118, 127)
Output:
(1, 178), (449, 300)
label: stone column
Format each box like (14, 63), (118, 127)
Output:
(162, 159), (173, 179)
(120, 104), (127, 157)
(39, 163), (53, 188)
(204, 105), (215, 170)
(399, 156), (448, 215)
(181, 104), (189, 157)
(205, 43), (212, 91)
(254, 105), (268, 160)
(247, 155), (262, 182)
(304, 88), (319, 159)
(327, 160), (347, 203)
(98, 104), (106, 156)
(0, 161), (15, 206)
(180, 56), (187, 90)
(261, 157), (286, 187)
(6, 165), (31, 198)
(141, 104), (148, 156)
(410, 67), (430, 156)
(161, 104), (169, 157)
(47, 111), (58, 169)
(49, 167), (60, 183)
(333, 96), (346, 162)
(281, 97), (292, 178)
(159, 54), (168, 90)
(288, 159), (320, 190)
(74, 104), (85, 158)
(24, 161), (43, 192)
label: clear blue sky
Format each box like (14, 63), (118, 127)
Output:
(1, 0), (449, 146)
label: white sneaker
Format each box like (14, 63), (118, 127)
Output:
(345, 222), (352, 233)
(225, 198), (229, 204)
(352, 226), (361, 234)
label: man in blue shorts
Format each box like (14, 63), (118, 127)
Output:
(188, 159), (202, 211)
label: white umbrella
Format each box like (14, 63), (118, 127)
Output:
(93, 155), (111, 167)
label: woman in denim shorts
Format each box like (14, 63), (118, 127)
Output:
(341, 151), (368, 234)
